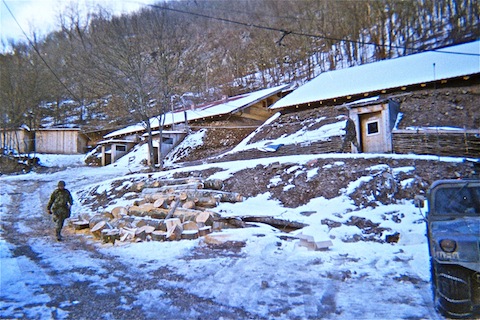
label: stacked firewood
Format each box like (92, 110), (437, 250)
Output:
(69, 178), (243, 244)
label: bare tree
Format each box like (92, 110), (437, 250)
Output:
(66, 6), (195, 168)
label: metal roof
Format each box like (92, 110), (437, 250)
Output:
(104, 84), (289, 139)
(271, 40), (480, 110)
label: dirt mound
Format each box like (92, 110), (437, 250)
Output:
(394, 84), (480, 129)
(0, 155), (39, 175)
(171, 156), (474, 209)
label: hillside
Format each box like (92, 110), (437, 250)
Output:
(137, 83), (475, 212)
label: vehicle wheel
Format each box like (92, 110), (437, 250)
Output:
(431, 262), (473, 318)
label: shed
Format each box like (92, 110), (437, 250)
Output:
(98, 139), (138, 166)
(104, 84), (290, 140)
(1, 127), (34, 154)
(35, 128), (89, 154)
(101, 84), (290, 166)
(145, 130), (188, 165)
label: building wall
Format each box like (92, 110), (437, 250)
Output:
(392, 130), (480, 157)
(35, 130), (87, 154)
(100, 141), (137, 166)
(153, 132), (187, 165)
(1, 130), (34, 154)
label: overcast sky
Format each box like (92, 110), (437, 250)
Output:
(1, 0), (157, 47)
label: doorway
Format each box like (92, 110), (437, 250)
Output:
(360, 112), (384, 153)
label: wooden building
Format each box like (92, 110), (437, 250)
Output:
(1, 127), (34, 154)
(270, 40), (480, 157)
(100, 84), (290, 166)
(35, 128), (89, 154)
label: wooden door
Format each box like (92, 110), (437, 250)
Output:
(360, 112), (385, 153)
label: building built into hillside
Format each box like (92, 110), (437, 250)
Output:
(98, 84), (291, 166)
(98, 139), (139, 166)
(270, 40), (480, 157)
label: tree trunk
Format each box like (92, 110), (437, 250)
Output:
(101, 229), (120, 244)
(145, 117), (155, 169)
(111, 206), (128, 219)
(241, 216), (308, 231)
(72, 220), (90, 230)
(198, 226), (212, 236)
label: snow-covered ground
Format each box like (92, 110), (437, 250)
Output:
(0, 149), (452, 319)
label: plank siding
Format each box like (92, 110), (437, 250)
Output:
(35, 129), (88, 154)
(1, 129), (34, 154)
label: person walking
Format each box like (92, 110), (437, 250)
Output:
(341, 115), (360, 152)
(47, 180), (73, 241)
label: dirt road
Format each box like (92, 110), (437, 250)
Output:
(1, 163), (444, 320)
(0, 169), (257, 320)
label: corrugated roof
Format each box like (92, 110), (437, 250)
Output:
(104, 84), (289, 139)
(271, 40), (480, 110)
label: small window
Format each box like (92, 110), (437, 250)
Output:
(116, 145), (127, 152)
(163, 137), (174, 144)
(367, 121), (379, 135)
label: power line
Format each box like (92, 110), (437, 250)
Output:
(148, 3), (480, 57)
(148, 3), (378, 46)
(1, 0), (82, 103)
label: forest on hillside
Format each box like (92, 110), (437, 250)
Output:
(1, 0), (478, 132)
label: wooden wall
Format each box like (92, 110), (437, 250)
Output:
(35, 130), (88, 154)
(392, 129), (480, 157)
(1, 129), (34, 154)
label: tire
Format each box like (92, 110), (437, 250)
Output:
(431, 262), (474, 318)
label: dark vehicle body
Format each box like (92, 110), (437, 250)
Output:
(425, 179), (480, 318)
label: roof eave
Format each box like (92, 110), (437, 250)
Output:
(271, 73), (479, 111)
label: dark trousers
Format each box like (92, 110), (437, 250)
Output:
(54, 215), (66, 237)
(53, 209), (69, 238)
(341, 135), (359, 152)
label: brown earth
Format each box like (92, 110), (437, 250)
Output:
(170, 157), (475, 210)
(394, 83), (480, 129)
(0, 155), (39, 175)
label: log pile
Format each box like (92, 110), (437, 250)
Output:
(69, 178), (242, 244)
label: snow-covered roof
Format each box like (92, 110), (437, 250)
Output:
(104, 84), (290, 139)
(37, 127), (82, 131)
(97, 139), (137, 145)
(142, 130), (186, 137)
(271, 40), (480, 109)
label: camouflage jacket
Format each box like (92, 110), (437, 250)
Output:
(47, 188), (73, 216)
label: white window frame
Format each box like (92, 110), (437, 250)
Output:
(366, 120), (380, 136)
